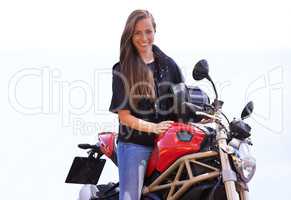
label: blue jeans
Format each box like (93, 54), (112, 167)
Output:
(117, 141), (153, 200)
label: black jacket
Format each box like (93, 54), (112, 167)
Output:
(109, 45), (184, 146)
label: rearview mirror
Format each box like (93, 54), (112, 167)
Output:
(241, 101), (254, 120)
(192, 59), (209, 81)
(192, 59), (218, 101)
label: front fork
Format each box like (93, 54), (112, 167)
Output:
(239, 190), (249, 200)
(216, 129), (240, 200)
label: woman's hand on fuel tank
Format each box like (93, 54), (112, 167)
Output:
(118, 110), (174, 134)
(153, 121), (174, 135)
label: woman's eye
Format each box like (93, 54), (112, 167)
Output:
(134, 31), (142, 36)
(146, 30), (153, 34)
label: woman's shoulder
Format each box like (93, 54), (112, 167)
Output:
(153, 45), (178, 67)
(153, 45), (184, 82)
(165, 56), (178, 68)
(112, 62), (121, 71)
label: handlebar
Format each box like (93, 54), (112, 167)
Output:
(78, 143), (102, 152)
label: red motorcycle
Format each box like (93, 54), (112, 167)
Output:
(66, 60), (256, 200)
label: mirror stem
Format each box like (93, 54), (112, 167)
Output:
(207, 75), (218, 100)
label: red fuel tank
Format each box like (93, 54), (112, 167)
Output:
(146, 122), (206, 177)
(98, 132), (116, 158)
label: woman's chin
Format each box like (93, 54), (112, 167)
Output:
(137, 46), (152, 53)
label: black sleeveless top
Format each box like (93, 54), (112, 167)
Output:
(109, 45), (184, 146)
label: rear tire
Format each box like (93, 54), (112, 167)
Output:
(78, 184), (98, 200)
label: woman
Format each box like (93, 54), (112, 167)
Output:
(109, 9), (184, 200)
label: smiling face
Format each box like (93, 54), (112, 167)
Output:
(119, 10), (157, 102)
(132, 17), (155, 55)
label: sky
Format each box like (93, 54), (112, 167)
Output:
(0, 0), (291, 199)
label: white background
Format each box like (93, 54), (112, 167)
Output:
(0, 0), (291, 199)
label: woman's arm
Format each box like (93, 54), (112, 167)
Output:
(118, 110), (173, 134)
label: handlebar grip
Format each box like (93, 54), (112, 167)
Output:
(78, 143), (97, 150)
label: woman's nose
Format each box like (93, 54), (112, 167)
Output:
(140, 32), (147, 41)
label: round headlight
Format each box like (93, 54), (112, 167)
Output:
(240, 155), (256, 182)
(232, 142), (256, 183)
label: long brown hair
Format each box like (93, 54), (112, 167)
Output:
(120, 10), (156, 105)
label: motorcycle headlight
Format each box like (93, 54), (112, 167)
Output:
(231, 141), (256, 183)
(240, 155), (256, 182)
